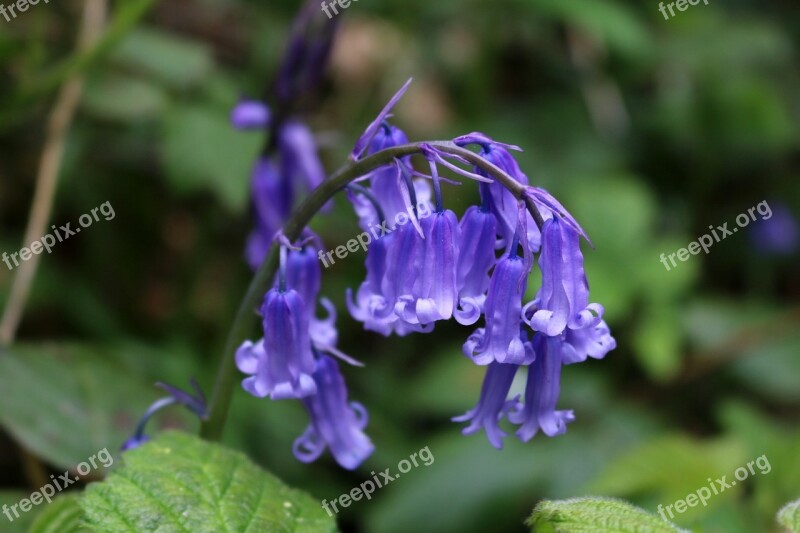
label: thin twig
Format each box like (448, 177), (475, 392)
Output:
(0, 0), (107, 347)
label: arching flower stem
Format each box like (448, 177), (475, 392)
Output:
(200, 140), (545, 441)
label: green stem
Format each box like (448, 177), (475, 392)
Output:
(200, 140), (538, 441)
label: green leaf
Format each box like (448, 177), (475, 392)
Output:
(631, 305), (682, 381)
(527, 497), (687, 532)
(81, 431), (337, 532)
(161, 105), (263, 211)
(29, 494), (87, 533)
(586, 435), (746, 520)
(778, 499), (800, 533)
(110, 27), (214, 91)
(0, 344), (192, 470)
(82, 73), (166, 122)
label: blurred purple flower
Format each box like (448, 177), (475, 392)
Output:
(279, 120), (327, 193)
(231, 100), (271, 130)
(750, 203), (799, 255)
(246, 157), (292, 269)
(273, 0), (338, 108)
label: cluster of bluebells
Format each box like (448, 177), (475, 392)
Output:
(235, 237), (373, 470)
(233, 79), (616, 470)
(232, 106), (327, 269)
(230, 0), (337, 270)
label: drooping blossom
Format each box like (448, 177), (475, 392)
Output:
(454, 206), (497, 325)
(395, 209), (460, 325)
(235, 287), (317, 400)
(452, 362), (520, 449)
(463, 250), (534, 366)
(510, 333), (575, 441)
(524, 217), (603, 337)
(293, 355), (374, 470)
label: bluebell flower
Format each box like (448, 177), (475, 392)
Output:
(510, 333), (575, 441)
(452, 362), (521, 449)
(562, 318), (616, 364)
(235, 287), (317, 400)
(390, 147), (462, 326)
(379, 223), (433, 333)
(347, 117), (437, 334)
(395, 210), (460, 325)
(454, 132), (541, 253)
(463, 244), (534, 365)
(293, 355), (374, 470)
(346, 235), (396, 335)
(455, 206), (498, 325)
(349, 128), (430, 234)
(283, 240), (339, 349)
(366, 124), (414, 220)
(524, 217), (603, 337)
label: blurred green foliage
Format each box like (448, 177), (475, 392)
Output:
(0, 0), (798, 531)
